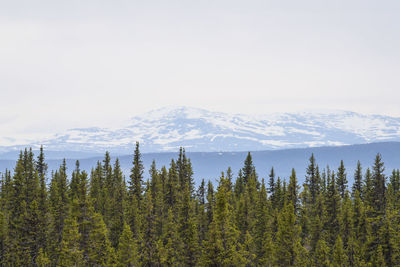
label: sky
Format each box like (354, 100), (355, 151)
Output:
(1, 0), (399, 138)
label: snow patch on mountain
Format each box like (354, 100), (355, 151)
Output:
(2, 106), (400, 154)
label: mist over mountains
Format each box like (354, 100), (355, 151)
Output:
(1, 107), (400, 183)
(2, 106), (400, 155)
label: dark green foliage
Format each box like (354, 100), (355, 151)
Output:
(337, 160), (348, 198)
(117, 222), (138, 266)
(129, 142), (144, 204)
(59, 213), (83, 266)
(305, 153), (319, 203)
(352, 160), (363, 198)
(1, 146), (399, 266)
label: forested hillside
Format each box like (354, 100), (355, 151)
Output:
(1, 143), (399, 266)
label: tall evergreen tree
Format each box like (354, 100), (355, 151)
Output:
(336, 160), (348, 198)
(325, 171), (340, 247)
(352, 160), (363, 198)
(305, 153), (319, 203)
(242, 152), (254, 184)
(129, 142), (144, 205)
(287, 168), (299, 213)
(268, 167), (275, 200)
(274, 203), (302, 266)
(201, 175), (243, 266)
(117, 222), (139, 267)
(59, 213), (83, 266)
(36, 146), (48, 254)
(87, 212), (112, 266)
(48, 160), (69, 264)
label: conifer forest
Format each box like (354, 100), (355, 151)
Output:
(1, 142), (400, 266)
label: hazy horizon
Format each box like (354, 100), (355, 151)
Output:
(1, 0), (400, 138)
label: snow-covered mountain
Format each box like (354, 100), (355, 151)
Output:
(2, 106), (400, 154)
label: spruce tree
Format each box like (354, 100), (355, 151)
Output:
(372, 153), (386, 212)
(178, 183), (199, 265)
(287, 168), (299, 213)
(129, 142), (144, 205)
(325, 171), (340, 247)
(58, 214), (83, 266)
(268, 167), (275, 201)
(332, 235), (347, 267)
(108, 158), (126, 248)
(117, 222), (139, 267)
(305, 153), (320, 203)
(87, 212), (112, 266)
(141, 181), (158, 266)
(336, 160), (348, 199)
(48, 160), (69, 264)
(201, 175), (242, 265)
(352, 160), (363, 198)
(36, 146), (48, 254)
(274, 203), (302, 266)
(242, 152), (254, 184)
(314, 238), (330, 266)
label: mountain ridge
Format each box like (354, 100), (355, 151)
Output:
(1, 141), (400, 185)
(2, 106), (400, 154)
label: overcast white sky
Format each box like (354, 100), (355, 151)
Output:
(1, 0), (399, 137)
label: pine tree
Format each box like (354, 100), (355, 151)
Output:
(69, 161), (81, 202)
(372, 153), (386, 212)
(129, 142), (144, 205)
(287, 168), (299, 213)
(36, 146), (48, 254)
(141, 181), (158, 266)
(339, 192), (354, 253)
(309, 192), (325, 253)
(268, 167), (275, 201)
(159, 208), (180, 265)
(117, 222), (139, 267)
(177, 147), (195, 195)
(365, 154), (386, 261)
(325, 171), (340, 247)
(108, 158), (126, 248)
(259, 230), (275, 267)
(305, 153), (319, 203)
(6, 149), (42, 265)
(314, 238), (331, 267)
(178, 183), (199, 265)
(352, 160), (363, 198)
(363, 167), (374, 206)
(390, 169), (400, 194)
(164, 159), (178, 211)
(69, 170), (91, 262)
(201, 175), (243, 266)
(87, 212), (112, 266)
(274, 203), (302, 266)
(332, 235), (347, 267)
(254, 179), (269, 263)
(0, 208), (7, 265)
(242, 152), (254, 184)
(206, 180), (214, 227)
(196, 179), (207, 246)
(48, 161), (69, 264)
(234, 169), (245, 197)
(58, 214), (83, 266)
(336, 160), (348, 199)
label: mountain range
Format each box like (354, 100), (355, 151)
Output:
(2, 106), (400, 155)
(1, 142), (399, 186)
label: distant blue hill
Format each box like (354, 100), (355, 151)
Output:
(1, 142), (399, 186)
